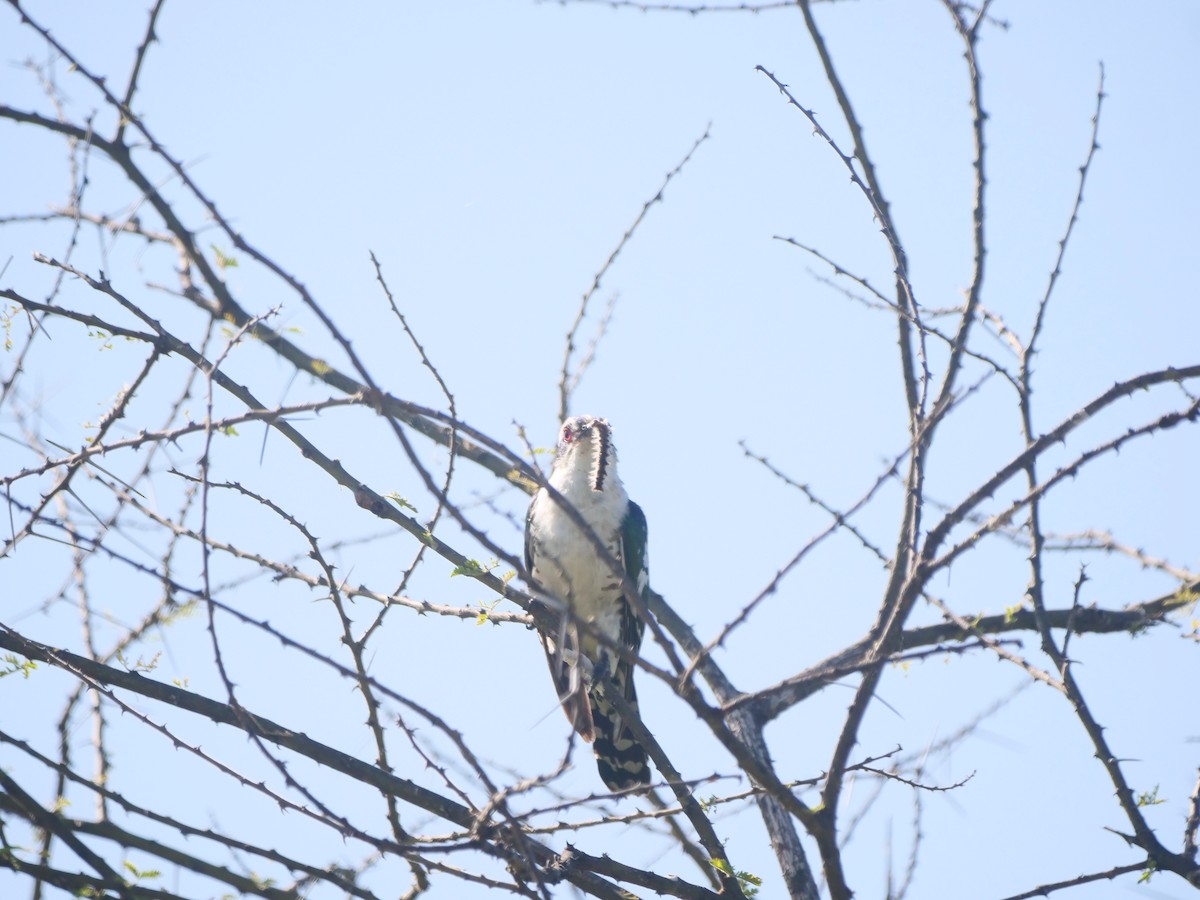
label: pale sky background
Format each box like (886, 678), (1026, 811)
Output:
(2, 1), (1199, 898)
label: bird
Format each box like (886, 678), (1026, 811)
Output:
(524, 415), (652, 791)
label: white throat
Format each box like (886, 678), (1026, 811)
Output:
(550, 429), (626, 509)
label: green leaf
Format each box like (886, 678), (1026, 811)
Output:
(159, 600), (198, 626)
(709, 859), (761, 897)
(210, 244), (239, 269)
(116, 650), (161, 674)
(710, 859), (734, 878)
(385, 493), (418, 514)
(475, 599), (501, 625)
(451, 559), (486, 578)
(0, 654), (37, 679)
(452, 557), (499, 579)
(122, 859), (162, 882)
(1136, 785), (1166, 807)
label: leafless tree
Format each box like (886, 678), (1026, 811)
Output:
(1, 1), (1197, 898)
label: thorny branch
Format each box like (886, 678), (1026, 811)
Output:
(558, 125), (710, 422)
(1, 2), (1197, 899)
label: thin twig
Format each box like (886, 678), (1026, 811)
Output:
(558, 124), (710, 421)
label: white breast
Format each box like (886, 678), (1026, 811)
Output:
(528, 472), (629, 654)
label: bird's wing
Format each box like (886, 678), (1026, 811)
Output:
(523, 495), (536, 574)
(618, 500), (649, 669)
(590, 499), (652, 789)
(528, 491), (596, 742)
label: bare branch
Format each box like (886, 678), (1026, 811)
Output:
(997, 862), (1149, 900)
(558, 124), (710, 421)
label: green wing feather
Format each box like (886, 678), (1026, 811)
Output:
(589, 500), (651, 790)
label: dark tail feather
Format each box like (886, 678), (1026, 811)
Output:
(589, 678), (650, 791)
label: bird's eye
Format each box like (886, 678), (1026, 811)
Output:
(562, 427), (572, 443)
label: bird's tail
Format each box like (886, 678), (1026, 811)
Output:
(589, 664), (651, 791)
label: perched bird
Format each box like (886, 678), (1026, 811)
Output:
(524, 415), (651, 791)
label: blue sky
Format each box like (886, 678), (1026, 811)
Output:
(2, 1), (1199, 898)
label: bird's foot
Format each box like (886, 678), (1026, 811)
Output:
(591, 653), (612, 686)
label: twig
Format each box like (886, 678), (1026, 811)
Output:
(115, 0), (166, 146)
(558, 124), (709, 421)
(997, 862), (1147, 900)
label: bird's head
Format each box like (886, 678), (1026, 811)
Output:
(555, 415), (615, 492)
